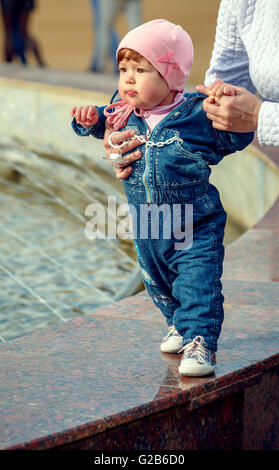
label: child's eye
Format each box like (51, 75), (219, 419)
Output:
(137, 68), (146, 73)
(119, 67), (127, 73)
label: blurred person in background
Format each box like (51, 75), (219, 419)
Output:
(0, 0), (45, 66)
(89, 0), (141, 73)
(89, 0), (119, 73)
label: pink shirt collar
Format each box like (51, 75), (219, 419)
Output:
(143, 92), (186, 130)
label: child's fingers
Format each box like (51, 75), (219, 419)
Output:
(223, 85), (236, 96)
(207, 83), (216, 92)
(81, 106), (89, 122)
(213, 85), (236, 100)
(207, 79), (225, 98)
(80, 105), (93, 122)
(80, 107), (98, 125)
(196, 78), (225, 97)
(87, 107), (97, 121)
(71, 105), (93, 121)
(215, 86), (226, 99)
(70, 105), (96, 127)
(208, 79), (224, 93)
(196, 84), (210, 95)
(75, 107), (82, 122)
(206, 95), (219, 104)
(209, 83), (222, 97)
(86, 108), (95, 122)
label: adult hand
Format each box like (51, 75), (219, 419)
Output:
(103, 125), (142, 179)
(196, 81), (262, 133)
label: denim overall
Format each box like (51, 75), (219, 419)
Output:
(73, 92), (254, 351)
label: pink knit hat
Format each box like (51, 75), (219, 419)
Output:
(116, 19), (194, 92)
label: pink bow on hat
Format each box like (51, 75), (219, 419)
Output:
(157, 50), (180, 78)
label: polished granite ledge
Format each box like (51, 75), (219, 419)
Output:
(0, 299), (278, 450)
(0, 66), (278, 450)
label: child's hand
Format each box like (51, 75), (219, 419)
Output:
(70, 105), (99, 129)
(198, 78), (236, 104)
(209, 82), (236, 104)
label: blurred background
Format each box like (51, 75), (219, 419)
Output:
(0, 0), (221, 85)
(3, 0), (277, 344)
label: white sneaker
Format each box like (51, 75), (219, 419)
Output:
(160, 325), (183, 353)
(178, 336), (216, 377)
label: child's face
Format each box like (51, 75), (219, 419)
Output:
(118, 56), (173, 110)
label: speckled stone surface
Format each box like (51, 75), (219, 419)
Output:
(0, 68), (278, 450)
(0, 305), (278, 450)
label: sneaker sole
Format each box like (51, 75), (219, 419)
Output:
(178, 366), (215, 377)
(160, 345), (181, 354)
(160, 340), (183, 354)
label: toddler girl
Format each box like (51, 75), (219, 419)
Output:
(71, 19), (253, 376)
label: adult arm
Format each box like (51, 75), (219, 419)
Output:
(197, 0), (279, 146)
(203, 0), (256, 92)
(196, 0), (259, 133)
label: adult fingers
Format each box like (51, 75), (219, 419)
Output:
(107, 129), (141, 155)
(105, 129), (144, 158)
(117, 149), (142, 164)
(122, 140), (143, 157)
(205, 112), (230, 130)
(115, 165), (133, 179)
(107, 148), (142, 171)
(202, 99), (222, 116)
(103, 129), (128, 153)
(108, 129), (137, 146)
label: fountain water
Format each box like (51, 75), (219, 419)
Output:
(0, 134), (139, 341)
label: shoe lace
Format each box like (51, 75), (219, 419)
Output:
(167, 325), (179, 337)
(178, 336), (206, 361)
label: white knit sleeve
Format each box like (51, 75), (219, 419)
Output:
(257, 102), (279, 146)
(204, 0), (256, 93)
